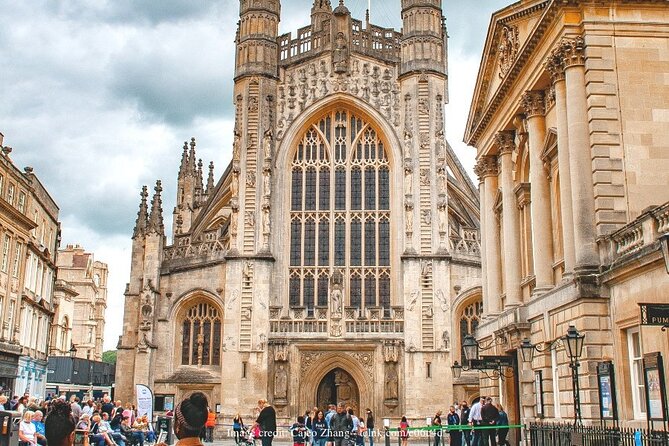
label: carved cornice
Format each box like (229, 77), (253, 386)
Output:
(514, 183), (531, 210)
(495, 131), (516, 155)
(474, 156), (499, 180)
(559, 35), (586, 68)
(520, 90), (546, 118)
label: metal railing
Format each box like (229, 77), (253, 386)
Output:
(528, 423), (669, 446)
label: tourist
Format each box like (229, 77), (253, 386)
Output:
(19, 411), (37, 446)
(347, 409), (360, 446)
(91, 414), (116, 446)
(311, 410), (328, 446)
(71, 397), (83, 421)
(304, 410), (313, 446)
(120, 416), (143, 446)
(17, 396), (28, 414)
(469, 397), (483, 446)
(432, 411), (443, 446)
(254, 399), (277, 446)
(205, 407), (216, 443)
(459, 401), (471, 446)
(365, 409), (375, 446)
(324, 404), (336, 446)
(447, 406), (461, 446)
(45, 399), (77, 446)
(9, 395), (19, 411)
(32, 410), (47, 446)
(233, 413), (244, 445)
(495, 404), (509, 446)
(101, 396), (115, 419)
(329, 403), (352, 446)
(169, 392), (209, 446)
(398, 416), (409, 446)
(0, 395), (7, 410)
(101, 412), (125, 446)
(481, 398), (499, 446)
(291, 415), (308, 446)
(83, 400), (96, 418)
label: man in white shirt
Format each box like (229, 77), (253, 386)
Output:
(468, 396), (484, 446)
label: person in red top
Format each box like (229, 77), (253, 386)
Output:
(205, 408), (216, 443)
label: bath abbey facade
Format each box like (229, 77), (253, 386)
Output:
(116, 0), (482, 421)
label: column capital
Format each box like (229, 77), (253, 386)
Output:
(559, 35), (586, 68)
(520, 90), (546, 118)
(544, 49), (565, 84)
(474, 156), (499, 180)
(495, 131), (516, 155)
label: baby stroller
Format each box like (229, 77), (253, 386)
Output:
(238, 426), (257, 446)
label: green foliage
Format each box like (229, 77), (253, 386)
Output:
(102, 350), (117, 364)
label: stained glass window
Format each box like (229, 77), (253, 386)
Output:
(181, 303), (221, 366)
(289, 110), (391, 308)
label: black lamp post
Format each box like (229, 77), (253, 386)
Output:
(462, 334), (479, 362)
(520, 325), (585, 426)
(69, 344), (77, 357)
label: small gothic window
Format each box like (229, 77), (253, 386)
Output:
(459, 301), (483, 361)
(181, 302), (222, 366)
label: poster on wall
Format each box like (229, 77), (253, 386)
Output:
(534, 371), (544, 418)
(597, 361), (617, 421)
(599, 376), (614, 418)
(136, 384), (154, 422)
(643, 352), (668, 422)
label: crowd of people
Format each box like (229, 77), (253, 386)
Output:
(245, 397), (510, 446)
(1, 393), (159, 446)
(3, 392), (212, 446)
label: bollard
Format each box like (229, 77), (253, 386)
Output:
(384, 427), (391, 446)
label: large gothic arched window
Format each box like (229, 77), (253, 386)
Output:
(181, 302), (222, 366)
(460, 301), (483, 361)
(289, 110), (391, 310)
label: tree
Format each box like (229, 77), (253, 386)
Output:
(102, 350), (117, 365)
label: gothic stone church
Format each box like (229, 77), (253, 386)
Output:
(117, 0), (483, 422)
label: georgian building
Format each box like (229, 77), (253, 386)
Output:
(117, 0), (483, 421)
(50, 245), (108, 361)
(0, 133), (60, 398)
(465, 0), (669, 431)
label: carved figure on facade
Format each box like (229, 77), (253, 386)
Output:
(232, 131), (241, 162)
(241, 306), (252, 321)
(229, 205), (239, 238)
(245, 211), (255, 228)
(437, 161), (447, 195)
(330, 322), (342, 337)
(442, 330), (450, 351)
(263, 129), (273, 160)
(403, 130), (413, 160)
(262, 203), (271, 236)
(274, 364), (288, 400)
(437, 197), (448, 234)
(435, 289), (449, 312)
(243, 261), (253, 281)
(498, 25), (519, 78)
(404, 160), (413, 197)
(384, 363), (399, 401)
(383, 340), (400, 363)
(405, 199), (414, 234)
(273, 341), (289, 362)
(246, 171), (256, 188)
(420, 168), (430, 187)
(333, 32), (349, 73)
(407, 289), (420, 311)
(231, 169), (240, 198)
(263, 167), (272, 198)
(330, 269), (344, 318)
(421, 209), (432, 225)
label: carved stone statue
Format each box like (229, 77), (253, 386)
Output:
(403, 130), (413, 159)
(262, 204), (271, 235)
(233, 131), (241, 161)
(404, 161), (413, 196)
(405, 200), (414, 234)
(437, 198), (448, 233)
(263, 168), (271, 197)
(330, 270), (343, 316)
(333, 32), (349, 73)
(263, 129), (273, 160)
(231, 169), (240, 198)
(230, 207), (239, 236)
(243, 261), (253, 280)
(437, 162), (447, 195)
(274, 364), (288, 400)
(442, 330), (450, 351)
(385, 364), (399, 400)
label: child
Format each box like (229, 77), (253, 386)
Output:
(291, 416), (308, 446)
(399, 417), (409, 446)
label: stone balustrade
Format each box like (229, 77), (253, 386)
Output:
(269, 305), (404, 335)
(603, 202), (669, 264)
(163, 230), (226, 261)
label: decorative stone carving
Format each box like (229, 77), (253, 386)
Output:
(241, 306), (252, 320)
(495, 131), (516, 155)
(243, 261), (253, 281)
(442, 330), (450, 351)
(248, 96), (258, 112)
(403, 130), (413, 160)
(422, 305), (433, 319)
(544, 47), (566, 84)
(437, 197), (447, 234)
(418, 98), (429, 116)
(421, 261), (433, 281)
(245, 211), (255, 227)
(407, 289), (420, 311)
(498, 24), (519, 78)
(330, 322), (342, 337)
(274, 364), (288, 400)
(246, 171), (256, 187)
(273, 341), (289, 362)
(404, 160), (413, 196)
(421, 209), (431, 225)
(383, 340), (401, 363)
(333, 32), (349, 73)
(384, 363), (399, 401)
(263, 129), (273, 160)
(436, 160), (447, 195)
(231, 169), (240, 198)
(232, 131), (241, 162)
(263, 167), (271, 197)
(229, 204), (239, 237)
(520, 90), (546, 118)
(262, 202), (271, 238)
(405, 199), (414, 234)
(473, 156), (499, 180)
(330, 269), (344, 318)
(420, 168), (430, 186)
(559, 35), (586, 68)
(226, 290), (239, 310)
(256, 333), (266, 351)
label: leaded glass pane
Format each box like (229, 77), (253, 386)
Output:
(365, 275), (376, 307)
(365, 167), (376, 209)
(351, 169), (361, 210)
(350, 220), (361, 266)
(318, 221), (329, 266)
(319, 167), (330, 210)
(379, 220), (390, 266)
(212, 321), (221, 365)
(379, 167), (389, 210)
(379, 276), (390, 309)
(305, 168), (317, 210)
(191, 320), (200, 364)
(350, 275), (361, 308)
(290, 220), (301, 266)
(460, 318), (468, 360)
(317, 276), (329, 306)
(202, 320), (211, 365)
(335, 220), (345, 266)
(292, 169), (302, 211)
(335, 169), (346, 209)
(303, 276), (315, 308)
(304, 220), (316, 266)
(365, 220), (376, 266)
(289, 277), (301, 306)
(182, 321), (190, 365)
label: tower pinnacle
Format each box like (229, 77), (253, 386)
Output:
(147, 180), (164, 235)
(133, 185), (149, 239)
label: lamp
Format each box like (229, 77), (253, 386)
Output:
(564, 325), (585, 361)
(520, 338), (535, 363)
(451, 361), (463, 379)
(69, 344), (77, 357)
(660, 232), (669, 275)
(462, 334), (479, 361)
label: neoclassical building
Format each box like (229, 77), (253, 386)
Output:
(465, 0), (669, 433)
(117, 0), (483, 421)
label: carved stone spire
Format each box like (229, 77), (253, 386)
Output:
(133, 185), (149, 239)
(188, 137), (197, 175)
(178, 141), (189, 179)
(206, 161), (215, 195)
(147, 180), (164, 235)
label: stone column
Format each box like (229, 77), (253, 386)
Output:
(497, 132), (522, 307)
(521, 91), (554, 292)
(475, 157), (502, 315)
(561, 36), (599, 270)
(546, 52), (576, 275)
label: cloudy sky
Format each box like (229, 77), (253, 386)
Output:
(0, 0), (508, 351)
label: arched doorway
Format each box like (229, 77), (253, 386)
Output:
(316, 368), (360, 411)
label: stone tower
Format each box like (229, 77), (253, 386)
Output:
(117, 0), (482, 422)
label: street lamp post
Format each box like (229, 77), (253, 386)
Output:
(520, 325), (585, 426)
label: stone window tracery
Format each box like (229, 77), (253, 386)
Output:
(181, 302), (222, 366)
(459, 301), (483, 361)
(289, 110), (391, 310)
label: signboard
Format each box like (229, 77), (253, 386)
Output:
(597, 361), (617, 421)
(136, 384), (154, 421)
(643, 352), (668, 422)
(469, 356), (514, 370)
(639, 304), (669, 327)
(534, 371), (544, 418)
